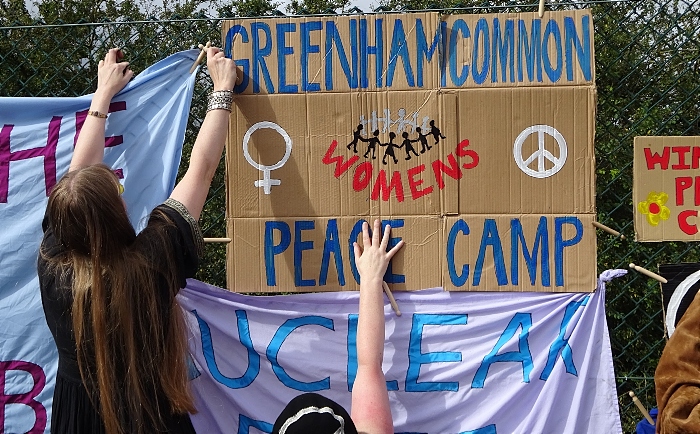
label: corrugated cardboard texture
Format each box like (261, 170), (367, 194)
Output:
(223, 10), (597, 292)
(634, 136), (700, 241)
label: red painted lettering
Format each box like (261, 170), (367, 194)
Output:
(353, 162), (372, 191)
(644, 147), (670, 170)
(671, 146), (691, 170)
(693, 147), (700, 169)
(371, 170), (404, 202)
(676, 177), (693, 206)
(456, 139), (479, 169)
(323, 140), (360, 178)
(407, 164), (432, 199)
(678, 210), (699, 235)
(432, 154), (462, 189)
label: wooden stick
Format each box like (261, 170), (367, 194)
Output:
(189, 41), (211, 74)
(629, 391), (655, 426)
(538, 0), (545, 17)
(592, 221), (626, 240)
(382, 281), (401, 317)
(203, 237), (231, 243)
(629, 263), (668, 284)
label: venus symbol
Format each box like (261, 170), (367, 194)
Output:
(242, 121), (292, 194)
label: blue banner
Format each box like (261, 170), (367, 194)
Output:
(0, 50), (198, 433)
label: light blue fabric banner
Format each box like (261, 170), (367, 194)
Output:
(179, 277), (623, 434)
(0, 49), (198, 433)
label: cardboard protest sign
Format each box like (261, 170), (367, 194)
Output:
(634, 136), (700, 241)
(222, 10), (597, 293)
(658, 263), (700, 338)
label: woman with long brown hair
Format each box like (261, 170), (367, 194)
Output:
(37, 46), (237, 434)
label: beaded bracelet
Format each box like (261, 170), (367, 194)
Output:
(207, 90), (234, 113)
(88, 110), (108, 119)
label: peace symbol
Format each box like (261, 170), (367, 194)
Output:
(513, 125), (568, 179)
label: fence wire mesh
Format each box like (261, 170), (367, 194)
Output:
(1, 1), (699, 431)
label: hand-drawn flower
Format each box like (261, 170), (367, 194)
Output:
(638, 191), (671, 226)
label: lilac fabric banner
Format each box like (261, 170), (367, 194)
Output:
(179, 277), (622, 434)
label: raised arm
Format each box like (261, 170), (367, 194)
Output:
(169, 47), (237, 220)
(351, 219), (404, 434)
(70, 48), (133, 171)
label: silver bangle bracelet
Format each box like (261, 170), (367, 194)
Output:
(207, 90), (234, 113)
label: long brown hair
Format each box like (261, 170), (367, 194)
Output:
(42, 164), (195, 434)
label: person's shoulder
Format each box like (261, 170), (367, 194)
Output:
(140, 198), (204, 261)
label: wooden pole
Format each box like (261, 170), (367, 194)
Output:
(629, 263), (668, 284)
(592, 221), (626, 240)
(189, 41), (211, 74)
(629, 391), (655, 426)
(538, 0), (545, 17)
(203, 237), (231, 243)
(382, 281), (401, 317)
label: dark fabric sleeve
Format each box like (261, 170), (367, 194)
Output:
(39, 210), (63, 258)
(655, 291), (700, 434)
(145, 198), (204, 289)
(37, 209), (67, 298)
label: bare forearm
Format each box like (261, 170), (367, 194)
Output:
(169, 46), (237, 221)
(71, 49), (132, 171)
(69, 90), (112, 171)
(171, 109), (230, 220)
(189, 109), (230, 181)
(356, 277), (386, 368)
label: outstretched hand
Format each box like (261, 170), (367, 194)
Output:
(353, 219), (404, 286)
(96, 48), (132, 99)
(206, 46), (237, 92)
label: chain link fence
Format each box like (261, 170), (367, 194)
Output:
(1, 1), (698, 431)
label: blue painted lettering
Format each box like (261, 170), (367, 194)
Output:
(264, 221), (291, 286)
(277, 22), (297, 93)
(540, 296), (589, 380)
(554, 217), (583, 286)
(511, 217), (550, 286)
(294, 220), (315, 286)
(473, 219), (508, 286)
(267, 316), (334, 391)
(415, 18), (442, 88)
(472, 312), (533, 388)
(320, 219), (345, 286)
(193, 309), (260, 389)
(359, 18), (384, 88)
(564, 15), (592, 81)
(447, 219), (470, 287)
(251, 22), (274, 93)
(406, 314), (467, 392)
(491, 18), (515, 83)
(542, 19), (563, 82)
(238, 414), (273, 434)
(301, 21), (322, 92)
(472, 18), (490, 84)
(325, 20), (359, 89)
(386, 19), (415, 87)
(517, 19), (542, 82)
(449, 19), (470, 86)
